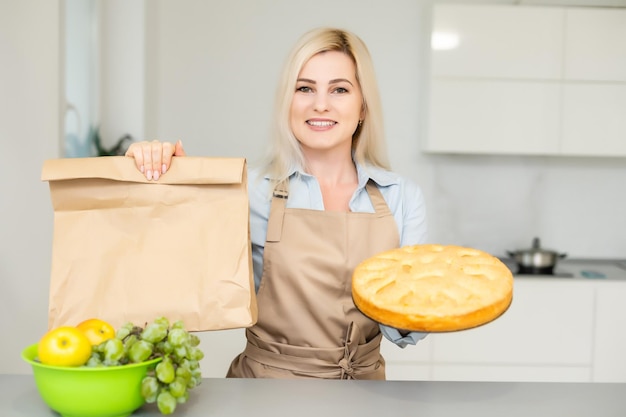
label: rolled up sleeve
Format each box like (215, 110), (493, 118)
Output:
(379, 325), (428, 348)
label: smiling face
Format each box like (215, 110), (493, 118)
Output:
(289, 50), (364, 157)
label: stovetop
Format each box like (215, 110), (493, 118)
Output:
(498, 258), (626, 281)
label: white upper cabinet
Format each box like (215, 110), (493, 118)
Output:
(427, 4), (626, 157)
(431, 5), (564, 80)
(559, 8), (626, 156)
(561, 84), (626, 156)
(428, 79), (560, 154)
(564, 8), (626, 82)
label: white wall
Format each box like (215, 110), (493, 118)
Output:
(65, 0), (97, 157)
(144, 0), (626, 259)
(0, 0), (62, 373)
(99, 0), (145, 145)
(142, 0), (436, 377)
(1, 0), (625, 378)
(142, 0), (626, 377)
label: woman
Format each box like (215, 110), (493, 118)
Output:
(126, 27), (428, 379)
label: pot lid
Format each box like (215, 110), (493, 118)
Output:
(515, 237), (558, 255)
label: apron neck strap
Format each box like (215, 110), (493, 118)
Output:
(365, 180), (390, 215)
(266, 179), (289, 242)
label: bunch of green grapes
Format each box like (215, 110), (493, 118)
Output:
(87, 317), (203, 415)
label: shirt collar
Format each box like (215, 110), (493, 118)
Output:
(356, 162), (398, 188)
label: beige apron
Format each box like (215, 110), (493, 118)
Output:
(227, 179), (400, 379)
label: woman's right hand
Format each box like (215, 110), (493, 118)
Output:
(125, 140), (186, 180)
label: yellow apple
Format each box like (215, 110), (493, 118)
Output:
(76, 318), (116, 346)
(38, 326), (92, 367)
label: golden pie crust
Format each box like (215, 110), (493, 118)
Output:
(352, 244), (513, 332)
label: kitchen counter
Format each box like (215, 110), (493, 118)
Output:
(2, 374), (625, 417)
(499, 258), (626, 281)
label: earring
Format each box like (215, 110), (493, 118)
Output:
(358, 120), (363, 126)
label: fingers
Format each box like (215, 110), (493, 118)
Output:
(174, 140), (186, 156)
(160, 141), (177, 173)
(125, 140), (182, 180)
(125, 142), (145, 171)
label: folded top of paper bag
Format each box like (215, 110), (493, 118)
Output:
(41, 156), (246, 185)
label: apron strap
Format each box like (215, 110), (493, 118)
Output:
(266, 179), (289, 242)
(365, 180), (391, 216)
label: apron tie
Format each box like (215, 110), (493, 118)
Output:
(240, 327), (383, 379)
(339, 322), (358, 379)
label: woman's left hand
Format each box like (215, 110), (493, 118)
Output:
(125, 139), (185, 180)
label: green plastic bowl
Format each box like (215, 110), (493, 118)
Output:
(21, 343), (162, 417)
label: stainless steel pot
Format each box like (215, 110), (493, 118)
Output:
(507, 237), (567, 274)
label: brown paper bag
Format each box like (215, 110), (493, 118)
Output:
(41, 156), (257, 331)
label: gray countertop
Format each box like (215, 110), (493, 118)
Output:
(2, 374), (625, 417)
(499, 257), (626, 281)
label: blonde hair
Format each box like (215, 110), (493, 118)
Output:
(261, 27), (390, 183)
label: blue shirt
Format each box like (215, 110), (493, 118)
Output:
(248, 162), (429, 348)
